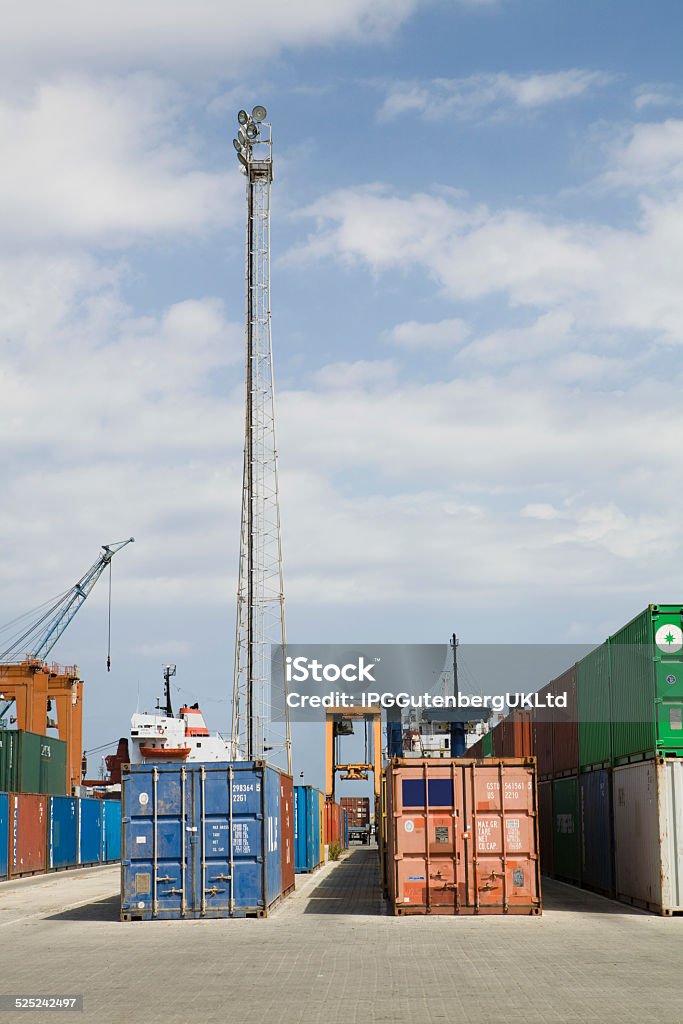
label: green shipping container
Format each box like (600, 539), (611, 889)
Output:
(0, 730), (67, 795)
(482, 730), (493, 757)
(552, 776), (580, 884)
(577, 642), (611, 770)
(610, 605), (683, 764)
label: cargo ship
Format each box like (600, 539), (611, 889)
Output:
(128, 667), (236, 764)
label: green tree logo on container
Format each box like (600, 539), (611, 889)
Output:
(655, 624), (683, 654)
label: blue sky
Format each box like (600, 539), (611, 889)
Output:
(3, 0), (683, 788)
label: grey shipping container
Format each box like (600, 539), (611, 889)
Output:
(613, 758), (683, 914)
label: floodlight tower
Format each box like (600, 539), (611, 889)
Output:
(231, 106), (291, 773)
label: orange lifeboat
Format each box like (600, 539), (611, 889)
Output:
(139, 745), (191, 760)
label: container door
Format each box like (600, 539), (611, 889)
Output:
(0, 792), (8, 879)
(78, 799), (102, 864)
(122, 767), (188, 918)
(552, 777), (580, 883)
(198, 764), (266, 916)
(49, 796), (78, 869)
(102, 801), (121, 861)
(580, 770), (614, 896)
(469, 765), (540, 911)
(393, 768), (460, 912)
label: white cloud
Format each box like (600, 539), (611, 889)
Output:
(603, 119), (683, 189)
(2, 1), (443, 83)
(0, 75), (235, 244)
(634, 86), (683, 111)
(378, 70), (613, 122)
(291, 183), (683, 339)
(457, 311), (573, 365)
(387, 318), (471, 350)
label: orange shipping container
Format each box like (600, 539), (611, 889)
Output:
(9, 793), (47, 878)
(500, 711), (534, 758)
(324, 799), (341, 846)
(385, 758), (541, 916)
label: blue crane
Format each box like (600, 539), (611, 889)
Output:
(0, 538), (135, 668)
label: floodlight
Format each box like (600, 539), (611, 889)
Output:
(246, 122), (258, 140)
(252, 105), (267, 122)
(238, 129), (246, 145)
(232, 138), (241, 152)
(238, 110), (249, 125)
(237, 151), (248, 168)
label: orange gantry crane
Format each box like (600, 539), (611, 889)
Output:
(0, 539), (134, 792)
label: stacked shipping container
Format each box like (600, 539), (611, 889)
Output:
(482, 604), (683, 914)
(0, 731), (68, 796)
(0, 794), (121, 879)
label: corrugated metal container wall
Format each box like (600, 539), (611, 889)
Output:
(579, 770), (614, 897)
(48, 796), (78, 869)
(341, 808), (349, 849)
(10, 793), (47, 877)
(504, 711), (534, 758)
(537, 781), (553, 877)
(317, 789), (325, 864)
(0, 792), (8, 879)
(78, 798), (102, 865)
(39, 736), (68, 795)
(385, 758), (542, 915)
(481, 731), (493, 757)
(533, 683), (554, 779)
(467, 736), (483, 758)
(280, 774), (295, 896)
(491, 721), (505, 758)
(294, 786), (322, 872)
(577, 643), (611, 770)
(101, 800), (121, 862)
(551, 777), (580, 884)
(611, 606), (683, 764)
(613, 759), (683, 914)
(324, 799), (341, 847)
(551, 666), (578, 777)
(121, 762), (292, 920)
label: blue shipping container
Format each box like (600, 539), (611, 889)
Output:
(580, 769), (615, 897)
(121, 761), (292, 920)
(0, 793), (8, 879)
(79, 798), (102, 865)
(101, 800), (121, 862)
(48, 796), (78, 870)
(294, 785), (322, 873)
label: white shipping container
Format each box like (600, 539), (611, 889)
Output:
(613, 758), (683, 915)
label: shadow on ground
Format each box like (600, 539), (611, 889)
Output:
(304, 847), (385, 916)
(47, 895), (120, 922)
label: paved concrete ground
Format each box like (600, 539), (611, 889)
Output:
(1, 848), (682, 1024)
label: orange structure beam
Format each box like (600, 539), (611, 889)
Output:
(0, 659), (83, 793)
(325, 705), (382, 800)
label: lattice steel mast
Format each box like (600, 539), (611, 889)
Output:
(231, 106), (291, 772)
